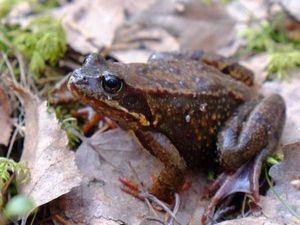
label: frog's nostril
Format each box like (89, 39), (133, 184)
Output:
(69, 72), (88, 86)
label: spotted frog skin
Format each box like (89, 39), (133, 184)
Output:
(68, 51), (286, 222)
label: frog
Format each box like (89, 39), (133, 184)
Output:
(67, 51), (286, 224)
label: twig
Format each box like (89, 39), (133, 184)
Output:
(34, 76), (63, 85)
(264, 167), (300, 220)
(6, 127), (18, 158)
(241, 194), (247, 218)
(126, 161), (159, 217)
(145, 217), (167, 225)
(167, 193), (180, 225)
(2, 53), (17, 84)
(141, 192), (182, 225)
(15, 52), (27, 87)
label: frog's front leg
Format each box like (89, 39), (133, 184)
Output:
(202, 94), (286, 224)
(134, 130), (187, 202)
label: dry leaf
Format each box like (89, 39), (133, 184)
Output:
(216, 216), (284, 225)
(279, 0), (300, 22)
(0, 85), (12, 146)
(269, 143), (300, 198)
(52, 0), (124, 54)
(5, 79), (83, 208)
(52, 128), (208, 225)
(216, 142), (300, 225)
(53, 0), (157, 54)
(259, 143), (300, 225)
(111, 26), (180, 63)
(110, 49), (153, 64)
(116, 0), (235, 52)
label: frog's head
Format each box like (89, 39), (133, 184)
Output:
(68, 53), (153, 129)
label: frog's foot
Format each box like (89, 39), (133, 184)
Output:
(179, 178), (192, 193)
(119, 177), (146, 201)
(71, 107), (118, 134)
(120, 177), (179, 214)
(201, 151), (266, 225)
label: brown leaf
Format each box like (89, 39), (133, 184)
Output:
(0, 85), (12, 146)
(216, 216), (286, 225)
(52, 128), (208, 225)
(269, 143), (300, 197)
(51, 0), (124, 54)
(5, 79), (83, 208)
(115, 0), (235, 52)
(112, 26), (180, 62)
(259, 142), (300, 225)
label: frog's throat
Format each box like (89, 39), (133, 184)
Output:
(103, 99), (151, 127)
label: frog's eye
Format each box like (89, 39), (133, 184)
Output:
(101, 73), (123, 94)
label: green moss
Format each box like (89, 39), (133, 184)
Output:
(268, 51), (300, 79)
(0, 0), (59, 18)
(0, 158), (30, 208)
(49, 105), (82, 149)
(266, 153), (284, 166)
(12, 16), (67, 76)
(0, 15), (66, 79)
(27, 0), (59, 13)
(0, 0), (18, 18)
(0, 158), (29, 190)
(241, 15), (300, 79)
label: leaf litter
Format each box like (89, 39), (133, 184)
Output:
(2, 0), (300, 224)
(51, 128), (208, 225)
(0, 85), (12, 146)
(47, 1), (300, 225)
(3, 78), (82, 209)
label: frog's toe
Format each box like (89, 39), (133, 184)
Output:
(119, 177), (145, 201)
(201, 150), (266, 225)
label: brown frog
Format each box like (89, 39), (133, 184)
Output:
(68, 51), (286, 224)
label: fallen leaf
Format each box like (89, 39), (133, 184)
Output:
(52, 0), (124, 54)
(110, 25), (180, 64)
(117, 0), (235, 52)
(216, 216), (286, 225)
(259, 142), (300, 225)
(51, 128), (208, 225)
(110, 49), (152, 64)
(52, 0), (157, 55)
(5, 79), (83, 208)
(0, 85), (12, 146)
(112, 26), (180, 61)
(269, 143), (300, 198)
(279, 0), (300, 22)
(226, 0), (268, 23)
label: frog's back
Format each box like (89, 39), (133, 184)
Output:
(115, 60), (253, 167)
(110, 60), (251, 97)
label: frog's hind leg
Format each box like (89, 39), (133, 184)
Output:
(202, 94), (286, 224)
(148, 51), (254, 86)
(121, 130), (187, 203)
(193, 51), (254, 87)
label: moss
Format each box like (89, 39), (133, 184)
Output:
(12, 16), (67, 77)
(241, 15), (300, 79)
